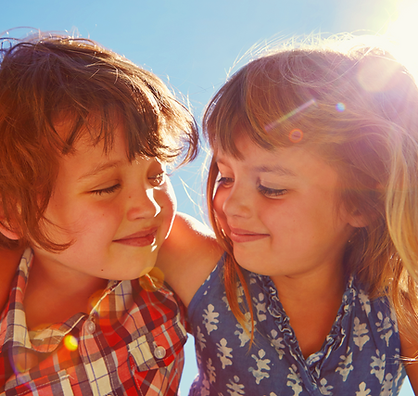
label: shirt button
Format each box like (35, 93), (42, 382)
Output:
(154, 346), (166, 359)
(85, 319), (96, 334)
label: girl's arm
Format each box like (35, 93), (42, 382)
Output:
(400, 330), (418, 394)
(0, 248), (22, 311)
(157, 212), (223, 307)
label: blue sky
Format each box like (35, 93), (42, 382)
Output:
(1, 0), (415, 394)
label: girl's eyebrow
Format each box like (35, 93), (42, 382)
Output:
(77, 161), (121, 181)
(216, 159), (296, 177)
(253, 165), (296, 177)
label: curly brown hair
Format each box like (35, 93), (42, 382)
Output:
(0, 32), (199, 251)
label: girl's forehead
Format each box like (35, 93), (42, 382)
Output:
(215, 135), (341, 186)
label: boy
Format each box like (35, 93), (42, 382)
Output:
(0, 32), (199, 395)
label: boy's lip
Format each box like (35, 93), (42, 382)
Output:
(114, 228), (158, 247)
(228, 226), (269, 243)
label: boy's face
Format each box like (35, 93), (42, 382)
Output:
(33, 123), (176, 283)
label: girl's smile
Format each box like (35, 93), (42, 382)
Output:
(228, 226), (269, 243)
(214, 134), (361, 286)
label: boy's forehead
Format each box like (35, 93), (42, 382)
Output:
(54, 113), (119, 150)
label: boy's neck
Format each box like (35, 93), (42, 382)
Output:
(24, 254), (108, 331)
(0, 248), (23, 312)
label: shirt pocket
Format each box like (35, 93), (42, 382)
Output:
(127, 318), (186, 394)
(2, 369), (75, 396)
(128, 316), (186, 369)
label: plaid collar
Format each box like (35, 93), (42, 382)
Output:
(0, 248), (187, 395)
(0, 248), (125, 354)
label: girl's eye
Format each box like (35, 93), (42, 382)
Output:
(91, 184), (121, 196)
(217, 176), (234, 187)
(257, 184), (287, 198)
(149, 172), (166, 187)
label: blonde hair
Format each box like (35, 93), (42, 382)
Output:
(204, 41), (418, 342)
(0, 33), (199, 251)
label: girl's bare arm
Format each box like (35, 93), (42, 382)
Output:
(157, 213), (223, 307)
(400, 326), (418, 394)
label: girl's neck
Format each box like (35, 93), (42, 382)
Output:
(271, 261), (346, 359)
(24, 254), (108, 331)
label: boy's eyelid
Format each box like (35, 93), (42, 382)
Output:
(90, 183), (121, 196)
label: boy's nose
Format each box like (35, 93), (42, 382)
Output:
(126, 188), (161, 221)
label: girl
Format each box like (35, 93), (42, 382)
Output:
(0, 32), (206, 395)
(163, 40), (418, 394)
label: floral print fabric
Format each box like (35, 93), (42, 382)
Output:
(188, 254), (406, 396)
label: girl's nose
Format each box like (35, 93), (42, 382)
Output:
(222, 184), (252, 219)
(126, 187), (161, 221)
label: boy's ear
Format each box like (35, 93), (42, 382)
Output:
(0, 219), (20, 241)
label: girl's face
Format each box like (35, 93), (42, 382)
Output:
(213, 134), (359, 283)
(32, 123), (176, 283)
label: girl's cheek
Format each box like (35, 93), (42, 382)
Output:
(213, 190), (224, 217)
(213, 190), (229, 232)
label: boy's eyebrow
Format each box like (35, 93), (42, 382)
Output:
(78, 161), (121, 181)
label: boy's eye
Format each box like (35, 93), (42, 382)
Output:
(91, 184), (121, 196)
(149, 172), (166, 187)
(257, 184), (287, 198)
(217, 176), (234, 187)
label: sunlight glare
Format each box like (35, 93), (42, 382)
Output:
(384, 0), (418, 81)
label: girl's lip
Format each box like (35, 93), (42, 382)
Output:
(228, 226), (269, 243)
(114, 228), (158, 247)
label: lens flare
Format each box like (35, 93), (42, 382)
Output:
(266, 99), (316, 132)
(63, 335), (78, 352)
(356, 57), (399, 93)
(336, 102), (345, 112)
(10, 348), (39, 374)
(288, 129), (303, 143)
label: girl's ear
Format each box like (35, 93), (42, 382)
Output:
(347, 209), (370, 228)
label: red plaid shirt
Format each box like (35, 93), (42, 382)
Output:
(0, 249), (187, 395)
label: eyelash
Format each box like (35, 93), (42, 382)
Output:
(90, 172), (166, 196)
(257, 184), (287, 198)
(217, 176), (233, 186)
(91, 184), (121, 196)
(149, 172), (166, 186)
(217, 176), (287, 198)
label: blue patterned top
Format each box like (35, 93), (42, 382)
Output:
(188, 254), (406, 396)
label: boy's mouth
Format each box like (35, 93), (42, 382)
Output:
(114, 228), (158, 247)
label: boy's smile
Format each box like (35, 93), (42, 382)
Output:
(32, 122), (176, 285)
(113, 228), (158, 247)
